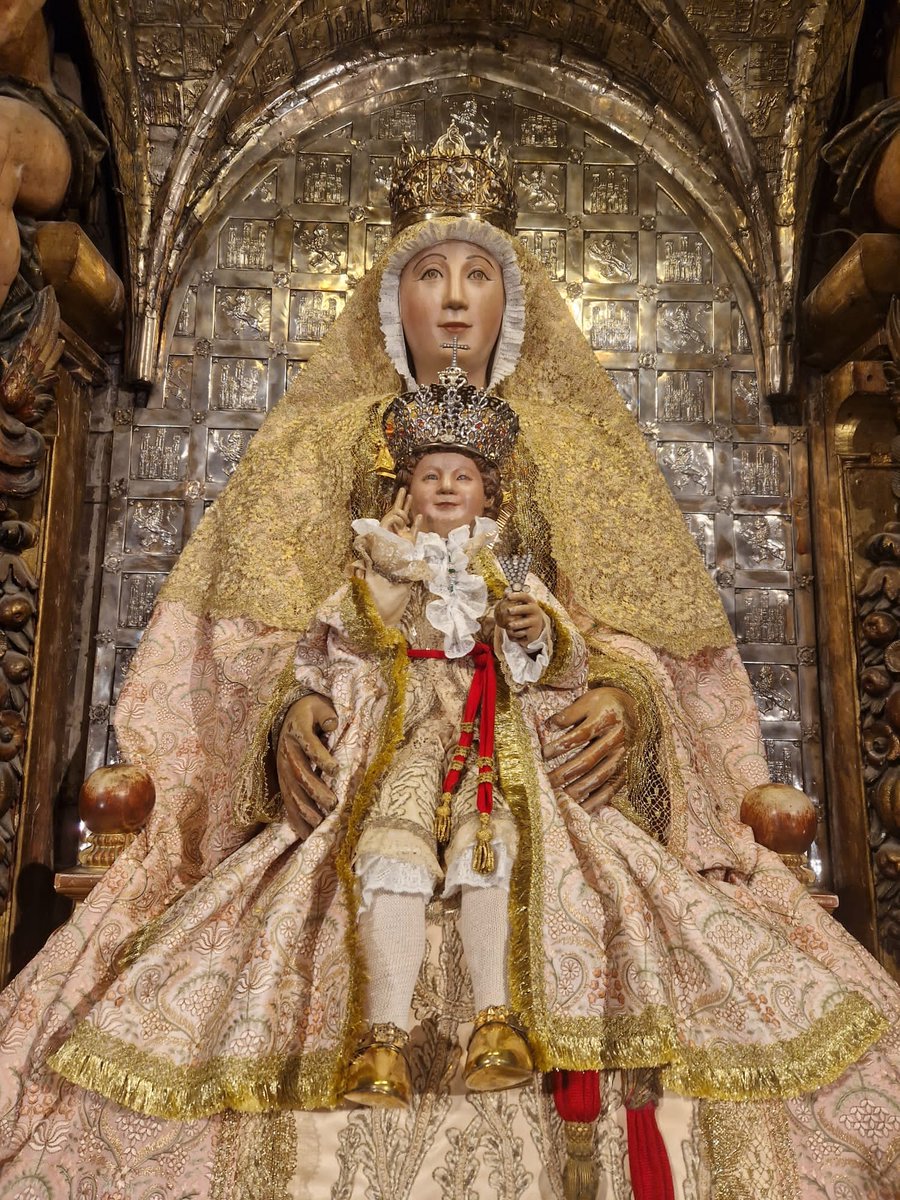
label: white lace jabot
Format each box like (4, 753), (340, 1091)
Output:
(351, 517), (498, 658)
(350, 516), (551, 679)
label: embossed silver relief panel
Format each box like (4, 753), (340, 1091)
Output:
(90, 79), (823, 870)
(209, 358), (268, 411)
(130, 426), (189, 480)
(584, 232), (637, 284)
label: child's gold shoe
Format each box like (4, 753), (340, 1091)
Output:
(343, 1023), (412, 1109)
(464, 1005), (534, 1092)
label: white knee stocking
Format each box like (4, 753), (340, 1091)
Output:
(458, 884), (511, 1012)
(358, 891), (428, 1031)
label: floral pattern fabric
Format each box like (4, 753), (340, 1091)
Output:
(0, 586), (899, 1196)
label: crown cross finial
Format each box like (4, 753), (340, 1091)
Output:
(439, 334), (470, 389)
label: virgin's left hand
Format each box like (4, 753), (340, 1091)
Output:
(544, 686), (635, 813)
(495, 590), (544, 644)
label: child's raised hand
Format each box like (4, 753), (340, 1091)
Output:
(495, 591), (544, 644)
(381, 487), (423, 543)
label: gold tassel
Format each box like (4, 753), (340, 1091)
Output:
(434, 792), (452, 843)
(472, 812), (495, 874)
(373, 442), (395, 478)
(563, 1121), (597, 1200)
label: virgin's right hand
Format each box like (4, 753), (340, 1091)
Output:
(276, 693), (339, 837)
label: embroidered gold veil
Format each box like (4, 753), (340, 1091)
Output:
(161, 216), (733, 661)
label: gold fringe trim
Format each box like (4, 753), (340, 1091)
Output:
(521, 991), (885, 1101)
(661, 992), (888, 1101)
(234, 652), (306, 827)
(48, 1022), (344, 1119)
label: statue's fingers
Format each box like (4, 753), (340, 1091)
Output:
(546, 725), (625, 784)
(579, 771), (626, 815)
(280, 736), (337, 810)
(543, 718), (598, 760)
(578, 708), (622, 742)
(302, 729), (338, 773)
(278, 783), (319, 837)
(289, 704), (339, 771)
(562, 744), (627, 803)
(545, 693), (592, 731)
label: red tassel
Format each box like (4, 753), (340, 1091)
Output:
(552, 1070), (602, 1123)
(626, 1103), (675, 1200)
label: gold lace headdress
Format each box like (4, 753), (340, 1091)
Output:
(164, 211), (733, 659)
(389, 123), (518, 234)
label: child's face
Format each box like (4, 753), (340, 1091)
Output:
(408, 452), (487, 538)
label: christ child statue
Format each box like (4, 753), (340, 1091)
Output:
(285, 238), (590, 1108)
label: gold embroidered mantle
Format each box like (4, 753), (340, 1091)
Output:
(49, 575), (886, 1118)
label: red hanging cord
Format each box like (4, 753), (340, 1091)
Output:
(626, 1104), (675, 1200)
(407, 643), (497, 870)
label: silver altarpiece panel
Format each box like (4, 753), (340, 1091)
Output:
(88, 82), (826, 878)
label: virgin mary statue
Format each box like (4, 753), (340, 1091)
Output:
(0, 127), (898, 1200)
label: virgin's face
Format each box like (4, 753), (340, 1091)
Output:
(408, 451), (486, 538)
(398, 240), (505, 388)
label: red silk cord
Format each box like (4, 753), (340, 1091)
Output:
(407, 641), (496, 813)
(552, 1070), (602, 1123)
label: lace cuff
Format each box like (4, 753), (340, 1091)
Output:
(355, 854), (437, 911)
(499, 615), (552, 684)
